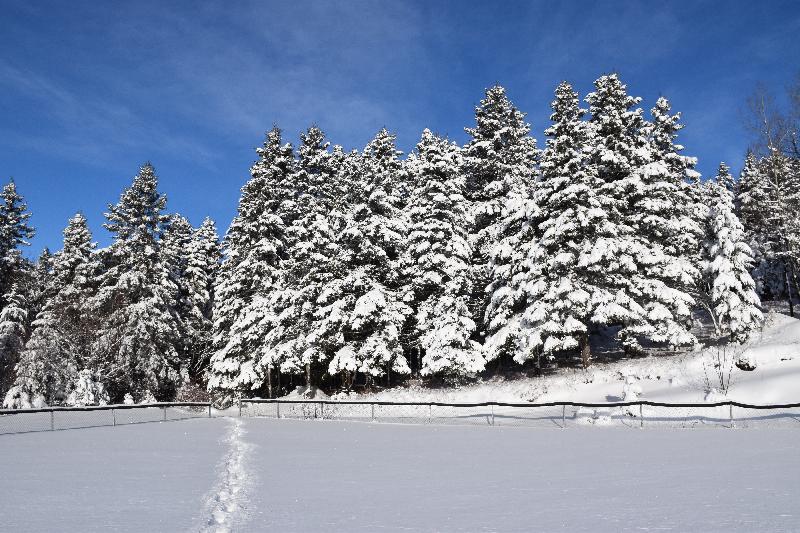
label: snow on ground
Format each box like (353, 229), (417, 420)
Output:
(340, 312), (800, 406)
(201, 418), (252, 533)
(241, 418), (800, 532)
(2, 417), (799, 532)
(0, 418), (227, 532)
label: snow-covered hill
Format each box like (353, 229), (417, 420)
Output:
(340, 311), (800, 405)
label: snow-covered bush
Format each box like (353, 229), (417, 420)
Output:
(622, 375), (642, 401)
(123, 393), (134, 405)
(139, 390), (157, 404)
(65, 370), (109, 407)
(3, 385), (47, 409)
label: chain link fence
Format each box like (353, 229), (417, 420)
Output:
(240, 399), (800, 429)
(0, 402), (213, 435)
(4, 400), (799, 435)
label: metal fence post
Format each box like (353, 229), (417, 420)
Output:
(320, 401), (324, 419)
(50, 409), (54, 431)
(639, 404), (643, 428)
(112, 408), (116, 426)
(162, 406), (167, 421)
(276, 401), (281, 419)
(428, 403), (432, 424)
(209, 404), (212, 418)
(562, 405), (566, 428)
(491, 404), (495, 426)
(238, 400), (242, 418)
(729, 404), (734, 428)
(371, 403), (375, 422)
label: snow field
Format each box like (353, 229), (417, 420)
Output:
(0, 418), (226, 532)
(201, 418), (251, 533)
(3, 416), (799, 532)
(241, 418), (800, 532)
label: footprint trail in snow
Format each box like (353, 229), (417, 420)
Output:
(200, 418), (251, 533)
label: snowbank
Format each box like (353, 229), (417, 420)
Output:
(331, 313), (800, 405)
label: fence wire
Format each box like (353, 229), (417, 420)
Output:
(0, 403), (212, 435)
(3, 400), (799, 435)
(240, 399), (800, 429)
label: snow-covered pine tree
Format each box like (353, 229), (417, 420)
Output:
(90, 163), (182, 401)
(0, 283), (27, 396)
(487, 81), (623, 368)
(406, 129), (483, 380)
(277, 126), (345, 390)
(209, 127), (295, 396)
(628, 96), (698, 348)
(736, 151), (779, 300)
(700, 165), (763, 343)
(335, 129), (411, 385)
(6, 213), (99, 407)
(160, 214), (194, 368)
(586, 74), (694, 355)
(28, 248), (55, 324)
(0, 179), (35, 311)
(184, 217), (220, 381)
(462, 86), (538, 345)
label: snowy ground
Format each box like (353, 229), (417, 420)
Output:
(331, 312), (800, 406)
(2, 417), (799, 532)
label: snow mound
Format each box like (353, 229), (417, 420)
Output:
(351, 314), (800, 405)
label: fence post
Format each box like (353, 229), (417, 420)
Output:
(562, 405), (566, 428)
(371, 403), (375, 422)
(491, 404), (495, 426)
(238, 399), (242, 418)
(112, 408), (116, 426)
(639, 403), (643, 428)
(729, 404), (734, 428)
(50, 409), (54, 431)
(428, 403), (432, 424)
(276, 401), (281, 419)
(319, 401), (324, 419)
(162, 406), (167, 421)
(209, 404), (212, 418)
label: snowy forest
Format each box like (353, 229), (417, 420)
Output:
(1, 73), (798, 407)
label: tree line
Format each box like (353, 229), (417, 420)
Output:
(2, 73), (797, 406)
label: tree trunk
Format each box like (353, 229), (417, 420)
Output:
(785, 265), (795, 317)
(581, 333), (591, 369)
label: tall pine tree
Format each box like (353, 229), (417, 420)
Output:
(406, 130), (483, 379)
(90, 163), (182, 401)
(462, 87), (538, 345)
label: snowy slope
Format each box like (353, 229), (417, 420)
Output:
(341, 312), (800, 405)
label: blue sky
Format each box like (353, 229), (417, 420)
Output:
(1, 0), (799, 256)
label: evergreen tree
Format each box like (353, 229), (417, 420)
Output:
(700, 168), (763, 342)
(406, 130), (483, 379)
(488, 81), (623, 368)
(586, 74), (695, 355)
(184, 217), (220, 381)
(160, 214), (194, 368)
(8, 213), (99, 406)
(0, 179), (34, 310)
(462, 86), (538, 344)
(90, 163), (182, 401)
(737, 150), (800, 313)
(277, 126), (345, 389)
(209, 127), (295, 395)
(0, 283), (27, 396)
(336, 129), (411, 384)
(628, 96), (698, 348)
